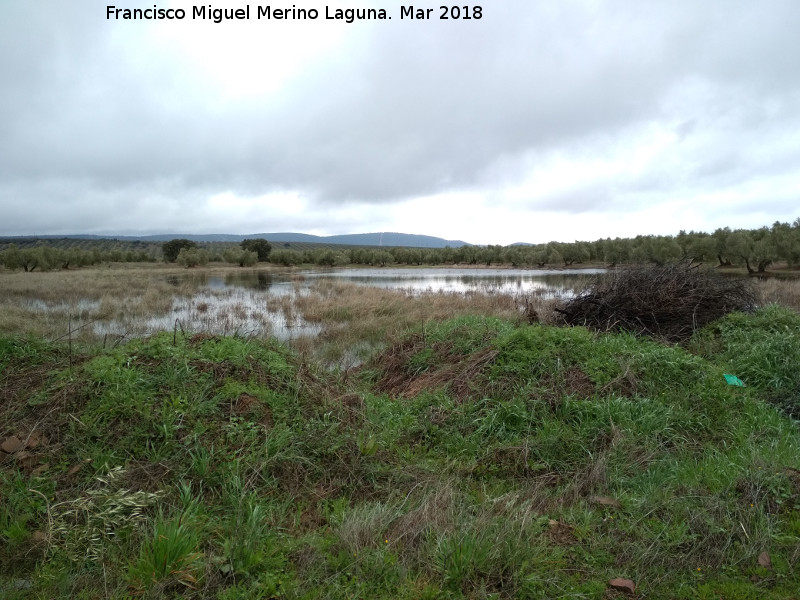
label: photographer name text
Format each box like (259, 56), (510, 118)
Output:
(106, 4), (484, 24)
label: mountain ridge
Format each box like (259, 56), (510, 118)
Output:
(0, 232), (472, 248)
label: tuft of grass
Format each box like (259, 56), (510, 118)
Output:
(127, 503), (204, 594)
(47, 466), (165, 564)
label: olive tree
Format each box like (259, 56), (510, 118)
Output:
(727, 229), (776, 273)
(176, 247), (209, 268)
(223, 248), (258, 267)
(269, 249), (302, 266)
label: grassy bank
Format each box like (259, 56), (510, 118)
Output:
(2, 305), (799, 599)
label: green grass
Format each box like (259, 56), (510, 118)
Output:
(1, 309), (799, 598)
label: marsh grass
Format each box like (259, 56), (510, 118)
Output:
(0, 266), (200, 340)
(0, 265), (303, 342)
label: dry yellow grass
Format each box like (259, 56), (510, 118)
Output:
(756, 277), (800, 311)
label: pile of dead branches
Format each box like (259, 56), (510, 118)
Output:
(556, 262), (758, 342)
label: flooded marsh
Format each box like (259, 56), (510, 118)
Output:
(5, 263), (795, 365)
(1, 265), (596, 362)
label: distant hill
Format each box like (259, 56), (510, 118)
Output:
(306, 232), (470, 248)
(1, 232), (471, 248)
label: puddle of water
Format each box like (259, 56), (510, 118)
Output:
(163, 270), (295, 292)
(25, 299), (102, 323)
(92, 288), (322, 341)
(26, 298), (101, 312)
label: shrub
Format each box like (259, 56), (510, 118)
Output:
(162, 239), (198, 263)
(240, 238), (272, 261)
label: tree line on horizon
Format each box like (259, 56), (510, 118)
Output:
(1, 219), (799, 273)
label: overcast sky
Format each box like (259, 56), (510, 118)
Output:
(1, 1), (799, 244)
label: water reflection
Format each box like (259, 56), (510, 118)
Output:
(256, 271), (272, 290)
(191, 267), (602, 297)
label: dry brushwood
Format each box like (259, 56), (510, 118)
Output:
(372, 334), (498, 402)
(556, 262), (757, 342)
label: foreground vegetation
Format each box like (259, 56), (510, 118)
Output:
(2, 301), (799, 598)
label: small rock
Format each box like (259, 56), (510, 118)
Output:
(1, 436), (24, 454)
(13, 579), (33, 591)
(25, 431), (48, 449)
(757, 551), (772, 568)
(591, 496), (621, 508)
(30, 531), (47, 544)
(15, 451), (38, 469)
(608, 578), (636, 594)
(31, 464), (49, 476)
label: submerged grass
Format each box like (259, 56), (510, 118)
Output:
(291, 281), (558, 367)
(2, 305), (800, 599)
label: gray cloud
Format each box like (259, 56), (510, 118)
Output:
(1, 0), (799, 238)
